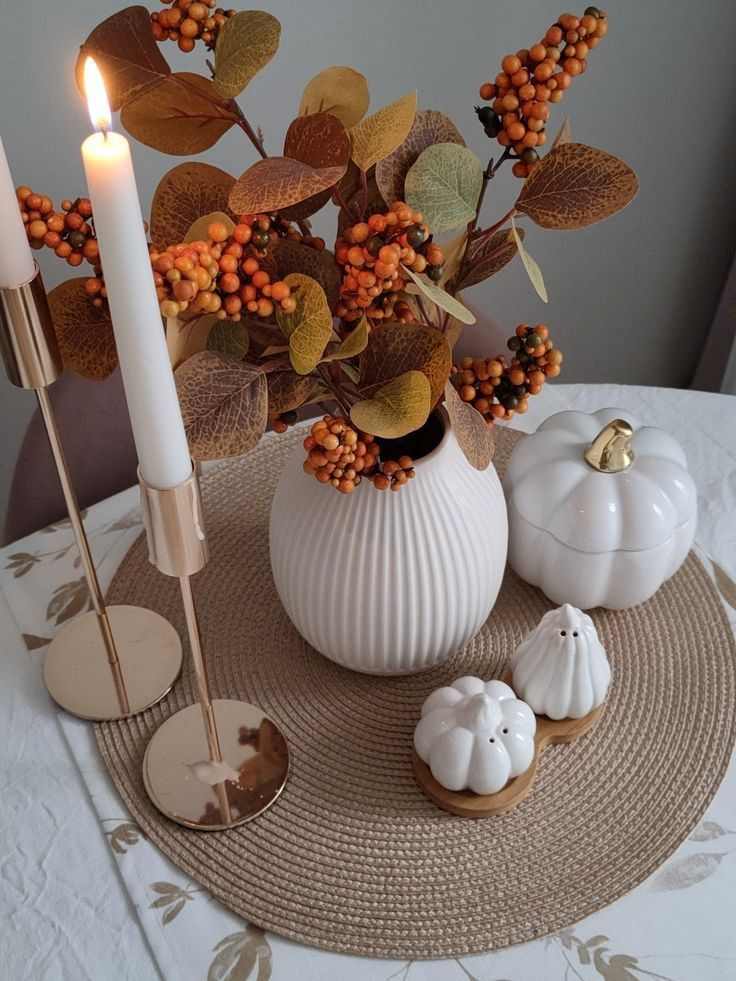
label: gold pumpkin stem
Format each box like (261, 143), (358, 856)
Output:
(584, 419), (635, 473)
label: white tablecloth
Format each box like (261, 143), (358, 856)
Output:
(2, 384), (736, 981)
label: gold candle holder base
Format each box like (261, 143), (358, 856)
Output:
(0, 266), (181, 721)
(139, 468), (289, 830)
(44, 605), (182, 721)
(143, 699), (289, 831)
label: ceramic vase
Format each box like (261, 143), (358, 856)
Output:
(269, 410), (508, 674)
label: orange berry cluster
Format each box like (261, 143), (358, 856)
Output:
(150, 0), (236, 53)
(302, 416), (415, 494)
(335, 201), (444, 325)
(478, 7), (608, 177)
(16, 187), (101, 273)
(148, 216), (297, 321)
(453, 324), (563, 421)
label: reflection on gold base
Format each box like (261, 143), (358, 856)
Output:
(43, 605), (182, 721)
(143, 699), (289, 831)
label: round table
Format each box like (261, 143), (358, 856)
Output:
(1, 384), (735, 981)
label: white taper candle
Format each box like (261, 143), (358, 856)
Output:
(80, 59), (191, 490)
(0, 138), (36, 289)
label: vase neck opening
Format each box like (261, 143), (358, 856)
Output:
(376, 410), (448, 465)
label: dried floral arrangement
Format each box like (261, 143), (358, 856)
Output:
(17, 2), (637, 492)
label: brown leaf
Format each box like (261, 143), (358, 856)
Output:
(166, 314), (217, 369)
(108, 822), (141, 855)
(281, 113), (351, 220)
(359, 321), (451, 406)
(228, 157), (345, 216)
(284, 112), (351, 170)
(376, 109), (465, 207)
(122, 73), (237, 155)
(48, 278), (118, 380)
(267, 370), (322, 415)
(270, 239), (341, 311)
(175, 351), (268, 459)
(516, 142), (639, 230)
(185, 211), (235, 244)
(75, 5), (171, 111)
(150, 162), (236, 248)
(444, 380), (495, 470)
(298, 66), (370, 128)
(213, 10), (280, 99)
(350, 91), (417, 173)
(453, 227), (522, 291)
(336, 164), (387, 235)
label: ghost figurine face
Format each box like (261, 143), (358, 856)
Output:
(414, 677), (536, 795)
(512, 604), (611, 720)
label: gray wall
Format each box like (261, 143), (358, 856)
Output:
(1, 0), (735, 523)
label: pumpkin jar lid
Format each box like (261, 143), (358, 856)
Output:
(504, 408), (697, 554)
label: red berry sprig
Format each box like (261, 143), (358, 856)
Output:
(16, 187), (101, 274)
(335, 201), (445, 326)
(477, 7), (608, 177)
(452, 324), (563, 421)
(302, 416), (416, 494)
(150, 0), (236, 53)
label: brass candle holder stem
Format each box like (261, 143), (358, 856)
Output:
(34, 385), (130, 715)
(140, 468), (289, 831)
(0, 264), (182, 720)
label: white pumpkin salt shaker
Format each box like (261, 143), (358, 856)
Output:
(512, 604), (611, 719)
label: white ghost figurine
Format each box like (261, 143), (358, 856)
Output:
(512, 604), (611, 720)
(414, 676), (536, 795)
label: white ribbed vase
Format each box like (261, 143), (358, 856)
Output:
(269, 411), (508, 675)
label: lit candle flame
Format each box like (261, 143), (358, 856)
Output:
(83, 57), (112, 134)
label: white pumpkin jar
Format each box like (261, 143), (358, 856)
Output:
(414, 677), (536, 794)
(270, 410), (508, 675)
(512, 604), (611, 719)
(504, 408), (697, 610)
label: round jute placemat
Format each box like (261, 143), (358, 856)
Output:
(97, 428), (736, 959)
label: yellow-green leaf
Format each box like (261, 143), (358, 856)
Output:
(359, 321), (451, 405)
(213, 10), (280, 99)
(404, 142), (483, 233)
(322, 315), (369, 362)
(402, 265), (476, 325)
(275, 273), (333, 375)
(298, 66), (370, 128)
(121, 72), (237, 155)
(552, 116), (572, 150)
(511, 217), (548, 303)
(184, 211), (235, 243)
(207, 319), (250, 360)
(350, 91), (417, 173)
(351, 370), (430, 438)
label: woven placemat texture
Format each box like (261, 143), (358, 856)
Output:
(97, 428), (736, 959)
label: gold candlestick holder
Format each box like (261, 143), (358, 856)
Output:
(0, 264), (182, 720)
(139, 469), (289, 831)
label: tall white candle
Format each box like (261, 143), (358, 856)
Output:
(0, 138), (36, 288)
(80, 58), (191, 490)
